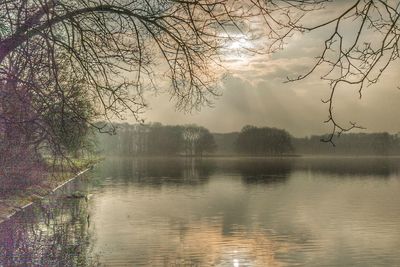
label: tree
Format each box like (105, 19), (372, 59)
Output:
(96, 122), (216, 156)
(182, 125), (202, 156)
(0, 0), (268, 121)
(147, 123), (184, 155)
(182, 125), (217, 156)
(282, 1), (400, 144)
(1, 0), (398, 158)
(236, 125), (294, 155)
(0, 1), (253, 168)
(195, 127), (217, 156)
(1, 57), (95, 162)
(0, 0), (264, 163)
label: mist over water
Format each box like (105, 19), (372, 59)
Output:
(1, 157), (400, 266)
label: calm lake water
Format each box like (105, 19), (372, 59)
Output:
(1, 157), (400, 266)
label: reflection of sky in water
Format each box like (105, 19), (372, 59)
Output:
(1, 157), (400, 266)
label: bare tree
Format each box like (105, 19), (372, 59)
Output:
(183, 125), (201, 156)
(0, 0), (398, 153)
(1, 1), (246, 119)
(0, 0), (323, 161)
(283, 0), (400, 144)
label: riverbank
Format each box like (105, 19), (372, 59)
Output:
(0, 159), (97, 225)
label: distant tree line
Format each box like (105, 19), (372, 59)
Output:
(97, 122), (400, 157)
(292, 133), (400, 156)
(215, 131), (400, 156)
(97, 123), (216, 157)
(97, 123), (295, 156)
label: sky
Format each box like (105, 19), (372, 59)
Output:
(129, 1), (400, 137)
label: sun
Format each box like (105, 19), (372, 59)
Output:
(227, 37), (252, 50)
(223, 35), (254, 66)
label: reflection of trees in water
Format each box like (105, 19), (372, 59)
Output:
(0, 194), (96, 266)
(95, 157), (400, 190)
(294, 158), (400, 178)
(235, 160), (293, 185)
(97, 157), (294, 187)
(95, 158), (217, 187)
(199, 158), (294, 186)
(211, 157), (400, 180)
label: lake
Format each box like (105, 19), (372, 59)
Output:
(1, 157), (400, 266)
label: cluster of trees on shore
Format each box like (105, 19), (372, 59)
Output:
(97, 123), (294, 156)
(98, 123), (400, 157)
(217, 131), (400, 156)
(236, 126), (293, 155)
(97, 123), (217, 157)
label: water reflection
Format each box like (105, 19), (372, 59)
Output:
(1, 157), (400, 266)
(96, 157), (295, 188)
(138, 220), (291, 266)
(229, 159), (292, 185)
(0, 178), (97, 266)
(294, 157), (400, 178)
(96, 158), (216, 188)
(94, 157), (400, 190)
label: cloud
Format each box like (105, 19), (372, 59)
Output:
(130, 1), (400, 137)
(141, 55), (400, 137)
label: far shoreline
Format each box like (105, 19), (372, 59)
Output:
(101, 154), (400, 159)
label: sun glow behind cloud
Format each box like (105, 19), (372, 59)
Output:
(222, 34), (257, 67)
(139, 2), (400, 136)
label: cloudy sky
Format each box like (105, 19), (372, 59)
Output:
(133, 1), (400, 137)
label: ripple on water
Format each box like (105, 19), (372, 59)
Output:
(1, 157), (400, 266)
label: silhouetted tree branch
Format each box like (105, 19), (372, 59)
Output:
(0, 0), (324, 161)
(1, 0), (398, 161)
(284, 0), (400, 144)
